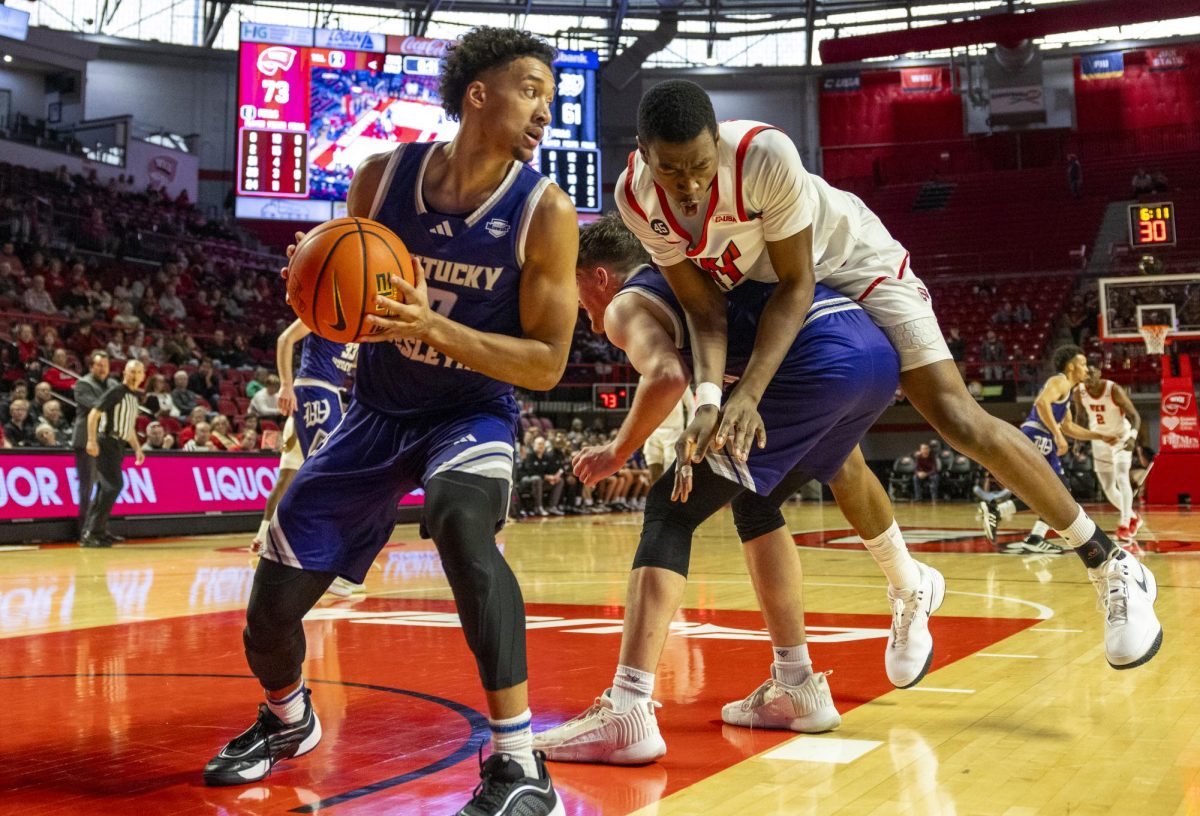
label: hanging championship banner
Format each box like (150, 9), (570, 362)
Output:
(1148, 48), (1187, 72)
(1080, 51), (1124, 80)
(900, 67), (943, 92)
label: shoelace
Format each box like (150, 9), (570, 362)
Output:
(889, 588), (923, 650)
(741, 678), (781, 711)
(560, 696), (613, 728)
(1090, 558), (1130, 625)
(467, 746), (515, 811)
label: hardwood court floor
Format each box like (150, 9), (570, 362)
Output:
(2, 501), (1199, 815)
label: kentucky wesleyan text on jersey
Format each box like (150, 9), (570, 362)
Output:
(362, 142), (552, 416)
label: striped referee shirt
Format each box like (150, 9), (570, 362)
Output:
(95, 384), (142, 440)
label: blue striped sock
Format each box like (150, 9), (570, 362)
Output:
(490, 709), (536, 779)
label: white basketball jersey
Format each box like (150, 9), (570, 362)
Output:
(615, 120), (910, 294)
(1077, 380), (1131, 439)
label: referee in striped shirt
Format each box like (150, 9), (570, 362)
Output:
(81, 359), (147, 548)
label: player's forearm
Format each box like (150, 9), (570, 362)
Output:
(611, 365), (690, 459)
(1034, 401), (1060, 436)
(422, 314), (568, 392)
(681, 297), (728, 390)
(736, 277), (814, 402)
(1061, 420), (1100, 441)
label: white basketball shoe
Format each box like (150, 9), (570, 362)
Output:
(720, 669), (841, 733)
(533, 691), (666, 765)
(885, 562), (946, 688)
(325, 577), (365, 598)
(1088, 550), (1163, 669)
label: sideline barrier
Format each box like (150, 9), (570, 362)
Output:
(0, 450), (424, 543)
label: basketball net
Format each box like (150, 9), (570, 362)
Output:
(1139, 324), (1171, 355)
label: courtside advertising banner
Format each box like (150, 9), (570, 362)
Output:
(0, 451), (425, 522)
(0, 452), (282, 520)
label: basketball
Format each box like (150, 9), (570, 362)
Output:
(286, 217), (418, 343)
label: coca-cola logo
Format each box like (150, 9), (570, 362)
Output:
(1163, 391), (1193, 416)
(399, 36), (451, 58)
(148, 156), (178, 184)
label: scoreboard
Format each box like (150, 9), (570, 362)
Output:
(540, 50), (601, 213)
(593, 383), (634, 410)
(1128, 202), (1177, 248)
(235, 23), (601, 222)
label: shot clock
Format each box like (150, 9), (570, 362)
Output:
(593, 384), (634, 410)
(1128, 202), (1177, 248)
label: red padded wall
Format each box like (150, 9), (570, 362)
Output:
(1075, 46), (1200, 135)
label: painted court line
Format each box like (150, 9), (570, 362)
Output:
(1032, 628), (1083, 633)
(976, 652), (1040, 659)
(762, 736), (883, 764)
(901, 687), (976, 694)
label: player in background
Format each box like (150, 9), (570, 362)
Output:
(250, 318), (359, 597)
(986, 346), (1122, 554)
(634, 389), (691, 484)
(1075, 363), (1142, 544)
(205, 28), (577, 816)
(615, 80), (1160, 671)
(537, 216), (944, 765)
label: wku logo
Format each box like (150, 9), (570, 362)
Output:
(256, 46), (296, 77)
(698, 241), (744, 290)
(1163, 392), (1193, 416)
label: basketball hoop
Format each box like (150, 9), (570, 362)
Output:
(1139, 324), (1171, 355)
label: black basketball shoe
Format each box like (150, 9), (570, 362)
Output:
(203, 689), (322, 786)
(457, 749), (563, 815)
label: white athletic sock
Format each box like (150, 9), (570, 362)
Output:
(997, 499), (1017, 520)
(771, 643), (813, 687)
(1056, 507), (1097, 549)
(490, 709), (538, 779)
(611, 664), (655, 712)
(1116, 464), (1135, 526)
(861, 521), (921, 590)
(1030, 520), (1051, 539)
(266, 681), (307, 724)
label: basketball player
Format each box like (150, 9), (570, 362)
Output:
(536, 215), (943, 763)
(986, 346), (1123, 554)
(1075, 363), (1142, 543)
(614, 80), (1160, 671)
(204, 28), (577, 816)
(249, 318), (359, 596)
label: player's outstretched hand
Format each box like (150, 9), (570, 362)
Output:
(573, 443), (623, 487)
(715, 391), (766, 463)
(280, 231), (306, 279)
(672, 406), (719, 502)
(362, 260), (432, 342)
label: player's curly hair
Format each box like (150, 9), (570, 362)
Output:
(577, 212), (650, 276)
(637, 79), (718, 144)
(439, 27), (557, 121)
(1052, 344), (1085, 373)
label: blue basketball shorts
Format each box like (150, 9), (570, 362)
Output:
(704, 308), (901, 494)
(293, 383), (346, 458)
(265, 397), (519, 582)
(1021, 424), (1063, 476)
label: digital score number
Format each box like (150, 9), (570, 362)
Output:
(540, 148), (599, 213)
(593, 384), (634, 411)
(239, 129), (307, 197)
(1128, 202), (1177, 248)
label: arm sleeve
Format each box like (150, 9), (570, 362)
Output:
(742, 129), (814, 242)
(614, 170), (687, 268)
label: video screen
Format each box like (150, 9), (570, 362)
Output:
(235, 23), (599, 222)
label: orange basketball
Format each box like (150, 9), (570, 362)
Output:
(286, 217), (417, 343)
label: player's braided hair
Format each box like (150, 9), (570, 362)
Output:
(439, 27), (557, 121)
(637, 79), (718, 144)
(1052, 344), (1085, 373)
(577, 212), (650, 276)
